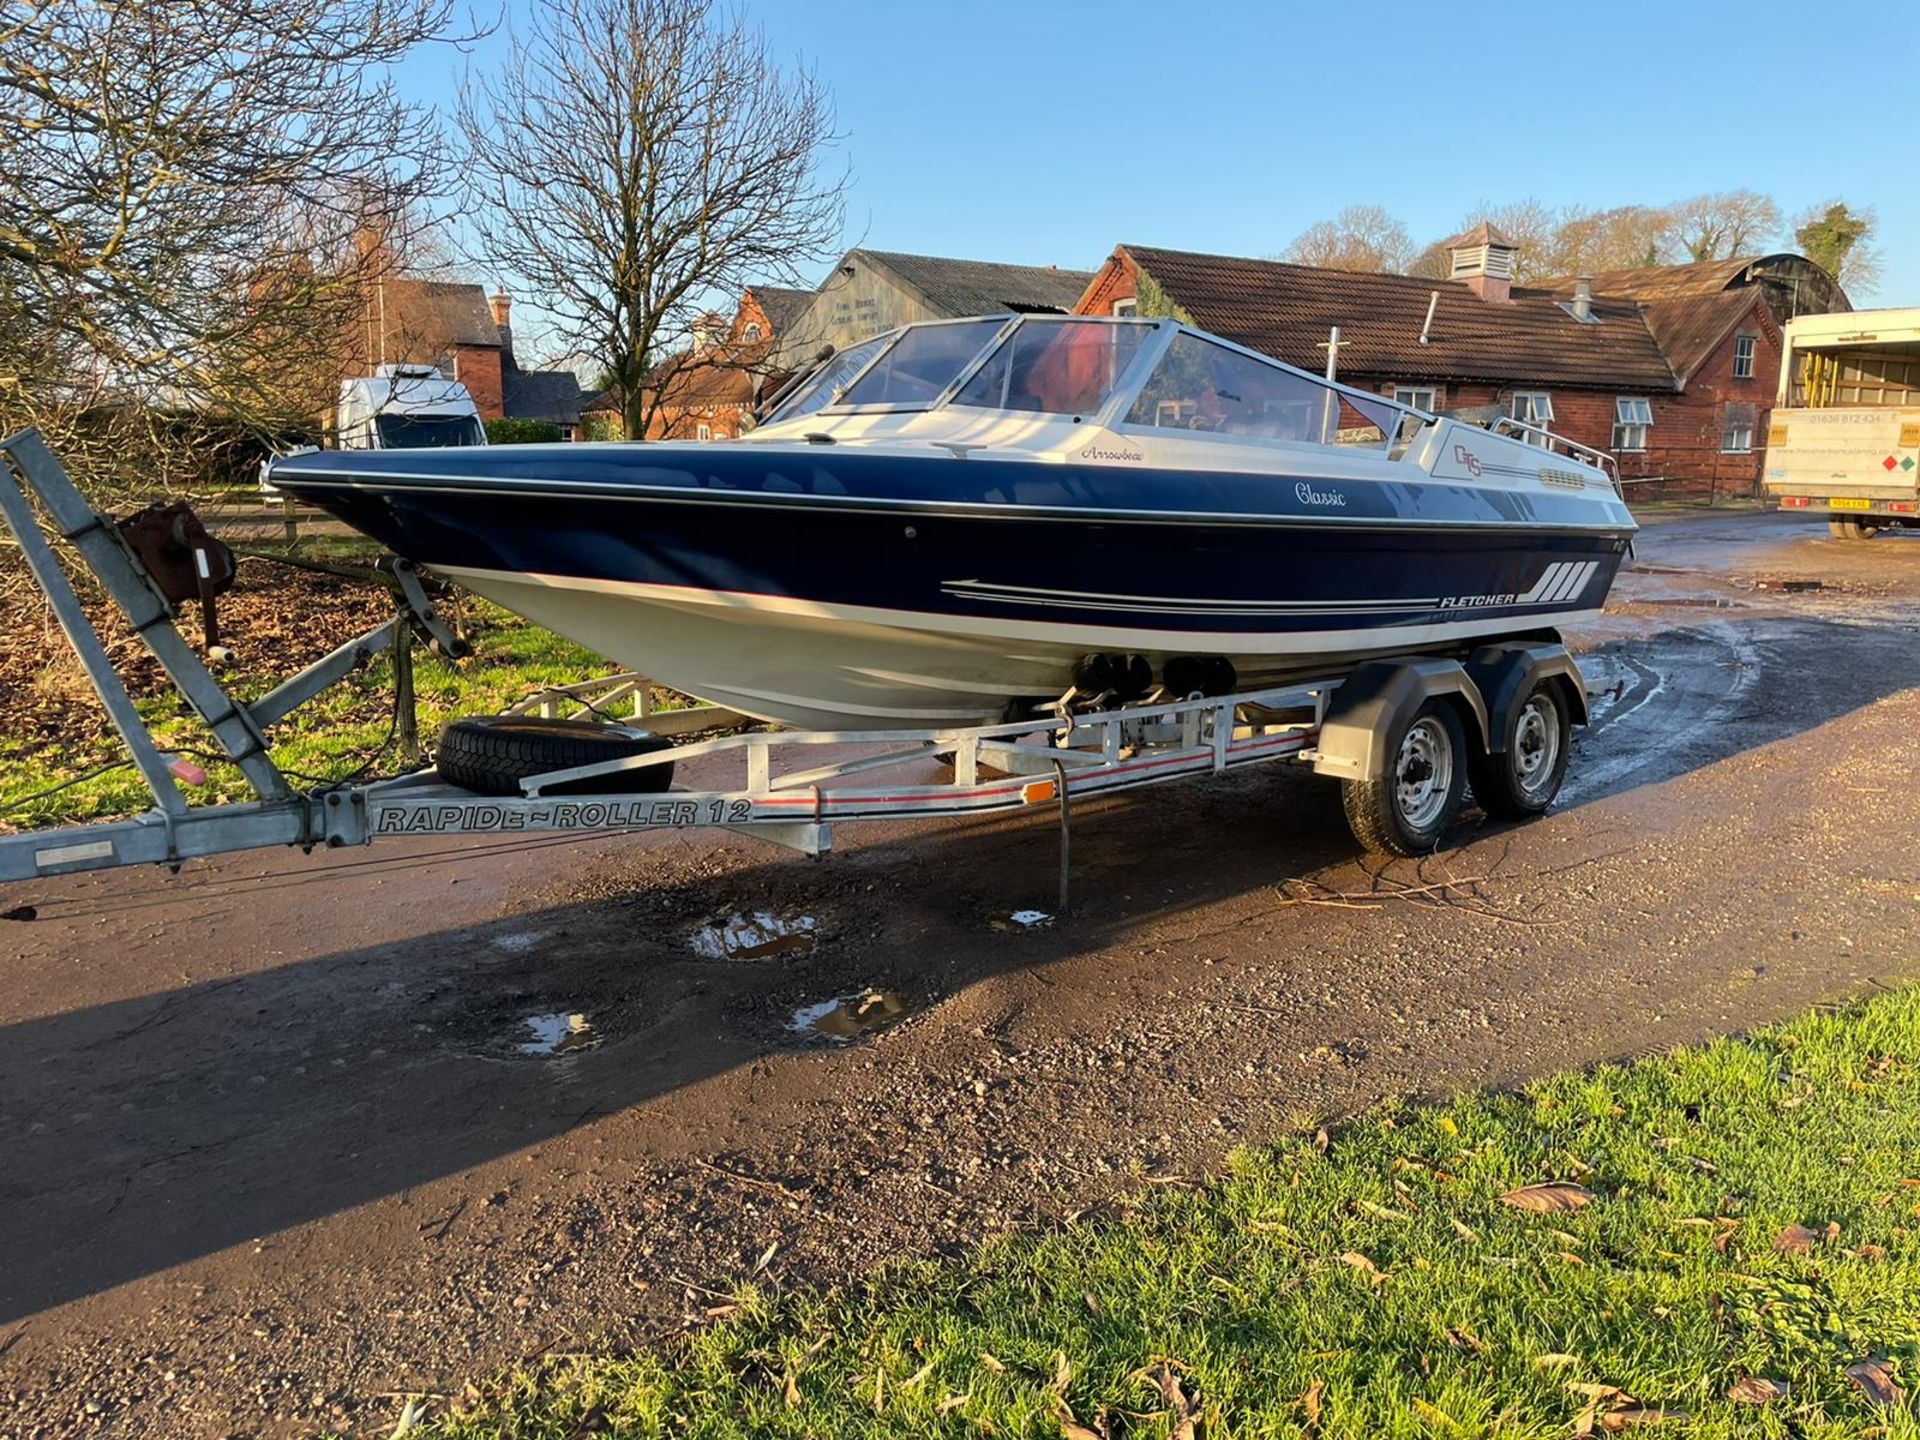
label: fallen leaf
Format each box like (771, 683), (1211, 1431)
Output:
(1774, 1222), (1838, 1254)
(1050, 1393), (1103, 1440)
(901, 1358), (936, 1391)
(1314, 1127), (1331, 1152)
(782, 1372), (801, 1407)
(1053, 1351), (1072, 1395)
(1600, 1407), (1687, 1429)
(1534, 1353), (1579, 1369)
(936, 1392), (967, 1414)
(752, 1240), (779, 1275)
(1438, 1115), (1459, 1136)
(1846, 1357), (1907, 1408)
(1445, 1324), (1489, 1354)
(1450, 1216), (1480, 1242)
(978, 1352), (1007, 1374)
(1568, 1383), (1627, 1400)
(1340, 1250), (1385, 1283)
(1301, 1381), (1323, 1424)
(1354, 1198), (1412, 1221)
(1726, 1376), (1789, 1404)
(1501, 1182), (1595, 1213)
(1858, 1244), (1888, 1262)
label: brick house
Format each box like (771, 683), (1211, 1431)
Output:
(585, 285), (814, 441)
(1075, 229), (1851, 496)
(342, 277), (587, 437)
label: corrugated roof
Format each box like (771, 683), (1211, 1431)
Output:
(857, 250), (1095, 317)
(1531, 255), (1759, 302)
(1121, 245), (1680, 390)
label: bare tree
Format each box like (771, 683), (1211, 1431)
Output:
(0, 0), (459, 498)
(1551, 205), (1671, 275)
(457, 0), (844, 440)
(1281, 206), (1415, 275)
(1662, 190), (1781, 263)
(1793, 200), (1880, 294)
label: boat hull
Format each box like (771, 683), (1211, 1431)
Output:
(277, 450), (1630, 727)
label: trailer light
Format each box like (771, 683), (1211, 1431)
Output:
(1780, 496), (1810, 508)
(1892, 501), (1918, 513)
(1021, 779), (1057, 804)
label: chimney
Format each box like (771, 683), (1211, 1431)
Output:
(489, 286), (512, 330)
(1572, 277), (1594, 322)
(1448, 221), (1517, 304)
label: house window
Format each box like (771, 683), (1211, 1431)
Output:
(743, 322), (763, 342)
(1509, 391), (1553, 444)
(1612, 397), (1652, 452)
(1392, 385), (1438, 412)
(695, 422), (712, 441)
(1111, 297), (1138, 317)
(1721, 404), (1756, 453)
(1732, 334), (1756, 380)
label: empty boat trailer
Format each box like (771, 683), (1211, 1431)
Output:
(0, 430), (1594, 893)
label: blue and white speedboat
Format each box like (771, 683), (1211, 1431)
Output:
(269, 316), (1637, 729)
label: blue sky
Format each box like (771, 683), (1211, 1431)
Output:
(416, 0), (1916, 326)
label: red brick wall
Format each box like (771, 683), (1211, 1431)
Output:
(1075, 255), (1137, 316)
(645, 403), (751, 442)
(450, 345), (504, 420)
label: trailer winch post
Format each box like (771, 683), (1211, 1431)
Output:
(0, 429), (291, 806)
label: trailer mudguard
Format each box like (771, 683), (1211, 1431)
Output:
(1462, 642), (1589, 747)
(1310, 658), (1490, 782)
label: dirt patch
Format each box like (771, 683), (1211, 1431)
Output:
(0, 558), (394, 754)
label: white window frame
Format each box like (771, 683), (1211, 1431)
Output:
(1721, 417), (1754, 453)
(1110, 297), (1138, 317)
(743, 322), (763, 343)
(1732, 334), (1756, 380)
(1392, 385), (1438, 412)
(1612, 396), (1652, 453)
(695, 422), (712, 441)
(1509, 391), (1554, 445)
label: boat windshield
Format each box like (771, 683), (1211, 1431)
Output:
(767, 334), (892, 423)
(951, 318), (1152, 417)
(836, 319), (1008, 408)
(1123, 332), (1405, 450)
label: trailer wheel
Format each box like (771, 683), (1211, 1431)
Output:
(1340, 699), (1466, 857)
(1829, 518), (1880, 540)
(437, 716), (675, 796)
(1470, 677), (1572, 819)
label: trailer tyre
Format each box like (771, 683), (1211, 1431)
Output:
(1340, 699), (1466, 858)
(436, 716), (675, 796)
(1829, 518), (1880, 540)
(1470, 677), (1572, 819)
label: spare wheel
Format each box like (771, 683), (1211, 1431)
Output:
(437, 716), (675, 796)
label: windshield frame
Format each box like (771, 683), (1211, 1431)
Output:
(371, 412), (488, 448)
(813, 315), (1020, 417)
(939, 314), (1165, 425)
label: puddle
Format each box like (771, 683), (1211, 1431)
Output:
(492, 930), (549, 954)
(690, 911), (818, 960)
(515, 1012), (601, 1057)
(989, 908), (1055, 932)
(788, 989), (912, 1042)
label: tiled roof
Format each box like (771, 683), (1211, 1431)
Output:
(1638, 292), (1761, 385)
(746, 285), (814, 338)
(1121, 245), (1681, 390)
(1447, 220), (1518, 250)
(858, 250), (1095, 318)
(502, 363), (586, 425)
(377, 278), (501, 350)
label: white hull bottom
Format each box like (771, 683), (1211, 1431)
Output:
(444, 567), (1600, 730)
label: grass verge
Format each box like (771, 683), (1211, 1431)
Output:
(0, 593), (621, 830)
(428, 991), (1920, 1439)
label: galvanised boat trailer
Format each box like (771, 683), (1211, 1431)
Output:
(0, 431), (1592, 899)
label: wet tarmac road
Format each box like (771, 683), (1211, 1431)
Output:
(3, 509), (1919, 1437)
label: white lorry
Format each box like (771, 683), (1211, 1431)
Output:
(335, 363), (488, 450)
(1762, 308), (1920, 539)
